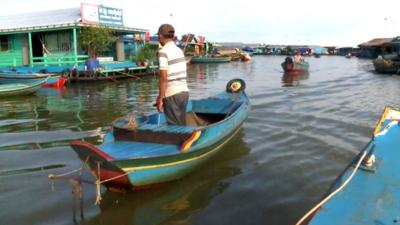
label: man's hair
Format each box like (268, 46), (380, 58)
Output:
(158, 24), (175, 39)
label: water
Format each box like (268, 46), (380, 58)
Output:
(1, 56), (399, 225)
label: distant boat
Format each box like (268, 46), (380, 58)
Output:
(281, 57), (309, 73)
(303, 106), (400, 225)
(0, 79), (46, 97)
(70, 79), (250, 190)
(191, 56), (231, 63)
(373, 59), (400, 74)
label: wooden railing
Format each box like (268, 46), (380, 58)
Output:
(32, 55), (88, 66)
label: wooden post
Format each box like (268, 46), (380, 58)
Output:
(73, 28), (78, 66)
(28, 32), (33, 66)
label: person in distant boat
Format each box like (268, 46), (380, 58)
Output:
(156, 24), (189, 126)
(293, 51), (304, 63)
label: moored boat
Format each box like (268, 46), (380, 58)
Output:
(0, 79), (46, 97)
(41, 74), (67, 88)
(281, 57), (309, 73)
(297, 106), (400, 225)
(70, 79), (250, 191)
(0, 71), (63, 87)
(191, 56), (231, 63)
(373, 58), (400, 74)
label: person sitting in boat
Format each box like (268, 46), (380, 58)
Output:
(156, 24), (189, 126)
(212, 48), (221, 57)
(293, 51), (304, 63)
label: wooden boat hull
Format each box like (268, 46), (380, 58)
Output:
(373, 59), (400, 74)
(0, 72), (58, 86)
(191, 56), (231, 63)
(0, 80), (46, 97)
(308, 106), (400, 225)
(71, 81), (250, 190)
(41, 75), (66, 88)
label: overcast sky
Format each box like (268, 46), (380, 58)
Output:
(0, 0), (399, 47)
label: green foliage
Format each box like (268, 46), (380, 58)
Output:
(79, 26), (117, 57)
(133, 44), (157, 63)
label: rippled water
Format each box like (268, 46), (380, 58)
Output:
(1, 56), (399, 225)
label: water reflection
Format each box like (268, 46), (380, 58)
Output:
(281, 72), (310, 87)
(83, 130), (250, 225)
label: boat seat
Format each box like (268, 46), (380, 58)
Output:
(138, 123), (197, 133)
(113, 123), (197, 145)
(98, 141), (180, 159)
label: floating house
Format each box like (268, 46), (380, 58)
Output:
(358, 38), (394, 59)
(0, 4), (148, 73)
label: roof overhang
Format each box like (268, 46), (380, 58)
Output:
(0, 23), (148, 35)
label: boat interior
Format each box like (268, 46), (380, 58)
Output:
(112, 98), (243, 144)
(96, 97), (246, 159)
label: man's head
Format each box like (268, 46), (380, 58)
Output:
(157, 24), (175, 45)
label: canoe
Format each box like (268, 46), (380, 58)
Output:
(300, 106), (400, 225)
(0, 79), (46, 97)
(70, 79), (250, 190)
(373, 59), (400, 74)
(281, 57), (309, 73)
(0, 71), (62, 87)
(191, 56), (231, 63)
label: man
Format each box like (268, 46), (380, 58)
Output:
(156, 24), (189, 126)
(293, 51), (304, 63)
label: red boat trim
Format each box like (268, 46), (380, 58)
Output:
(70, 140), (114, 161)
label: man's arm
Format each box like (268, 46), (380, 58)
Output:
(157, 70), (168, 112)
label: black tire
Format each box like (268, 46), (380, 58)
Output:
(226, 78), (246, 93)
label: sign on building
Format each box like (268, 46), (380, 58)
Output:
(81, 3), (124, 26)
(99, 6), (123, 26)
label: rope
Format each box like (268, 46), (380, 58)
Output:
(48, 168), (83, 192)
(47, 156), (134, 205)
(295, 150), (368, 225)
(93, 161), (136, 205)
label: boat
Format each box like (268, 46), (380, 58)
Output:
(0, 71), (63, 87)
(297, 106), (400, 225)
(281, 57), (309, 73)
(41, 74), (67, 88)
(242, 53), (252, 62)
(373, 58), (400, 74)
(190, 56), (231, 63)
(0, 79), (46, 97)
(70, 79), (250, 190)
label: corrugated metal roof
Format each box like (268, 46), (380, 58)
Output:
(0, 8), (81, 30)
(358, 38), (394, 47)
(0, 8), (147, 33)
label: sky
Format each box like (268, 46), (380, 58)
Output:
(0, 0), (399, 47)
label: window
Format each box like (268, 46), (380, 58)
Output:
(0, 36), (9, 52)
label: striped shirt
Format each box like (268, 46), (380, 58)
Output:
(158, 41), (189, 97)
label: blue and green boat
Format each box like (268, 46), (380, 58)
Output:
(301, 106), (400, 225)
(70, 79), (250, 190)
(0, 79), (46, 97)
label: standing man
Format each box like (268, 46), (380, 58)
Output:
(156, 24), (189, 126)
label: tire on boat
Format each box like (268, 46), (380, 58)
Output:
(226, 78), (246, 93)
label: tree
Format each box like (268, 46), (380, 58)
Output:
(79, 26), (117, 58)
